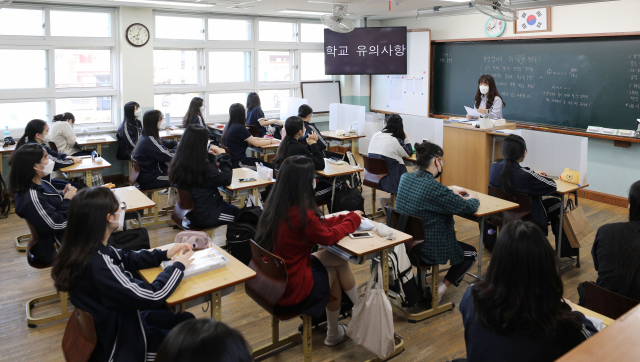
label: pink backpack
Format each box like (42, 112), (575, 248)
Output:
(174, 231), (211, 250)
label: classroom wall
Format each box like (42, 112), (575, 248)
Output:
(381, 0), (640, 197)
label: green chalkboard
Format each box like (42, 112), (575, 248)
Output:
(432, 36), (640, 131)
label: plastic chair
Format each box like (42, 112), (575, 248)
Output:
(245, 240), (314, 362)
(171, 188), (221, 238)
(24, 220), (73, 328)
(585, 281), (640, 320)
(61, 308), (96, 362)
(386, 209), (454, 322)
(362, 155), (395, 217)
(129, 159), (166, 227)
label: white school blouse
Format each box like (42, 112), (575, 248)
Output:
(473, 95), (504, 119)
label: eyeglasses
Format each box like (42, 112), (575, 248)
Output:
(437, 157), (445, 167)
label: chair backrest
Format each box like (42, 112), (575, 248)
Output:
(585, 281), (640, 320)
(245, 240), (288, 314)
(246, 125), (260, 138)
(25, 220), (50, 269)
(487, 186), (533, 226)
(62, 308), (97, 362)
(172, 189), (195, 228)
(386, 209), (425, 256)
(129, 159), (141, 185)
(48, 141), (59, 153)
(361, 155), (389, 188)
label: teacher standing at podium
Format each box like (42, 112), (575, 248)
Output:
(467, 74), (505, 120)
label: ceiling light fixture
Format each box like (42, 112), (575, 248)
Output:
(109, 0), (215, 7)
(277, 9), (332, 16)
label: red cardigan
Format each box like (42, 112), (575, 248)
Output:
(273, 208), (361, 307)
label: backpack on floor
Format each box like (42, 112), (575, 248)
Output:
(330, 186), (365, 214)
(224, 206), (263, 265)
(107, 228), (151, 252)
(341, 151), (362, 190)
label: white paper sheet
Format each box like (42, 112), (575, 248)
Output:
(415, 78), (423, 94)
(387, 76), (404, 110)
(465, 106), (483, 118)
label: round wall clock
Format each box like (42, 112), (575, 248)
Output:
(126, 23), (150, 47)
(485, 17), (506, 38)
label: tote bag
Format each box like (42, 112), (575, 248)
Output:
(347, 263), (395, 359)
(563, 199), (594, 248)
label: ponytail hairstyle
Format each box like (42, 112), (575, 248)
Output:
(629, 180), (640, 222)
(52, 112), (75, 124)
(499, 134), (527, 195)
(246, 92), (261, 112)
(182, 97), (205, 128)
(414, 140), (443, 172)
(273, 116), (304, 169)
(8, 119), (47, 166)
(298, 104), (313, 120)
(124, 101), (140, 126)
(474, 74), (506, 111)
(383, 114), (405, 139)
(221, 103), (246, 146)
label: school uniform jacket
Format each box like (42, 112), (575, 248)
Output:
(246, 106), (267, 137)
(396, 170), (480, 265)
(185, 116), (220, 145)
(51, 121), (81, 156)
(117, 119), (142, 160)
(26, 139), (74, 171)
(14, 180), (69, 266)
(133, 136), (178, 189)
(279, 136), (325, 171)
(178, 153), (233, 228)
(299, 122), (328, 151)
(489, 160), (557, 231)
(367, 132), (412, 194)
(69, 245), (185, 362)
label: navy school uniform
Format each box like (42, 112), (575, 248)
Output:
(185, 115), (220, 145)
(25, 139), (77, 190)
(69, 244), (194, 362)
(367, 132), (412, 195)
(279, 136), (333, 203)
(133, 136), (178, 190)
(222, 123), (265, 169)
(116, 119), (142, 160)
(14, 180), (69, 266)
(246, 106), (267, 138)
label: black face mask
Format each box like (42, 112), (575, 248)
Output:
(433, 158), (443, 179)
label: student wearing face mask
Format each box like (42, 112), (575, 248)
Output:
(396, 141), (480, 303)
(116, 101), (143, 160)
(9, 144), (77, 266)
(133, 110), (178, 190)
(51, 187), (195, 362)
(467, 74), (505, 120)
(182, 97), (219, 145)
(246, 92), (283, 138)
(50, 112), (92, 156)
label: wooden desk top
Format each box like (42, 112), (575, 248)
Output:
(555, 180), (589, 194)
(403, 154), (416, 162)
(226, 168), (274, 191)
(112, 186), (156, 212)
(139, 243), (256, 306)
(444, 121), (517, 133)
(76, 134), (117, 145)
(159, 129), (185, 139)
(316, 159), (363, 177)
(573, 304), (615, 326)
(556, 304), (640, 362)
(321, 130), (366, 140)
(60, 158), (112, 172)
(449, 186), (519, 217)
(327, 217), (412, 257)
(0, 144), (15, 154)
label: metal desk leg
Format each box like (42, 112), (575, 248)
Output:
(263, 150), (268, 162)
(467, 216), (485, 280)
(211, 291), (222, 321)
(351, 139), (356, 154)
(491, 136), (496, 164)
(558, 194), (565, 260)
(85, 171), (92, 187)
(253, 188), (260, 206)
(329, 177), (336, 213)
(96, 144), (102, 154)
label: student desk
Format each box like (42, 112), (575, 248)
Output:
(0, 144), (15, 175)
(60, 158), (111, 187)
(248, 142), (280, 162)
(322, 217), (412, 361)
(573, 304), (615, 326)
(441, 122), (516, 193)
(76, 134), (117, 154)
(321, 131), (365, 154)
(159, 129), (183, 142)
(316, 160), (364, 212)
(139, 243), (256, 321)
(208, 124), (225, 137)
(556, 180), (590, 267)
(449, 185), (519, 279)
(220, 168), (274, 207)
(556, 304), (640, 362)
(112, 186), (156, 212)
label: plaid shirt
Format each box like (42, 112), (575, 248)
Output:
(396, 170), (480, 265)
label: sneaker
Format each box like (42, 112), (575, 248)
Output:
(324, 324), (348, 347)
(158, 188), (169, 195)
(380, 197), (392, 215)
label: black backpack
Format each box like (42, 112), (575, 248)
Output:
(331, 187), (365, 214)
(107, 228), (150, 252)
(0, 172), (10, 218)
(224, 206), (263, 265)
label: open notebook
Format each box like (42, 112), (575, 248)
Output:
(161, 247), (228, 279)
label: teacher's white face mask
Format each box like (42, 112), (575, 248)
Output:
(479, 85), (490, 95)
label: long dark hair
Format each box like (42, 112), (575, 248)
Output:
(156, 319), (252, 362)
(51, 187), (119, 292)
(500, 134), (527, 195)
(8, 119), (47, 166)
(8, 144), (46, 194)
(273, 116), (304, 169)
(124, 101), (140, 127)
(471, 220), (582, 338)
(246, 92), (261, 112)
(52, 112), (75, 123)
(183, 97), (205, 128)
(221, 103), (246, 145)
(169, 125), (211, 187)
(255, 156), (322, 252)
(474, 74), (506, 110)
(414, 140), (443, 171)
(383, 114), (405, 139)
(298, 104), (313, 119)
(142, 110), (163, 139)
(630, 180), (640, 222)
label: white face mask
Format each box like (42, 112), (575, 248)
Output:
(479, 85), (490, 95)
(36, 161), (54, 176)
(200, 106), (205, 113)
(158, 121), (166, 130)
(134, 109), (142, 118)
(312, 179), (316, 189)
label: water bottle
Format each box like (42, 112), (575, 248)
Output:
(4, 126), (9, 139)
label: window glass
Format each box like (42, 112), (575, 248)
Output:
(153, 50), (198, 85)
(208, 93), (248, 115)
(155, 16), (203, 40)
(54, 49), (111, 88)
(0, 101), (48, 130)
(301, 23), (326, 43)
(0, 49), (47, 89)
(301, 52), (331, 81)
(50, 11), (111, 37)
(208, 19), (251, 41)
(0, 8), (44, 36)
(258, 51), (291, 82)
(209, 52), (251, 83)
(154, 93), (200, 121)
(258, 89), (290, 111)
(56, 97), (111, 124)
(259, 21), (295, 42)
